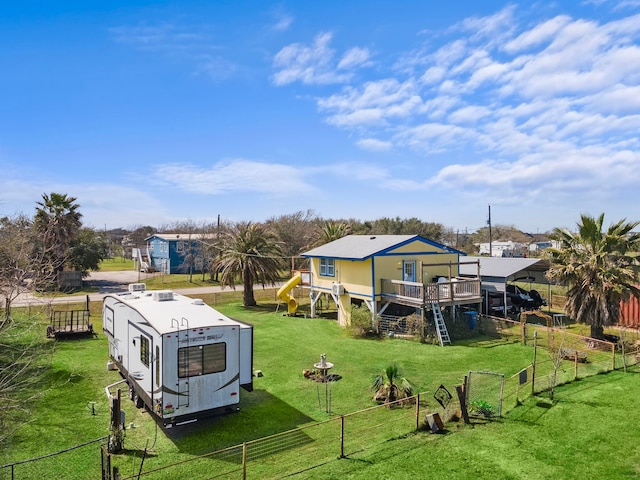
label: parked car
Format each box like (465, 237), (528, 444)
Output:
(506, 284), (546, 310)
(484, 291), (516, 316)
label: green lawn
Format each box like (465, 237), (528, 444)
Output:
(98, 256), (135, 271)
(1, 297), (638, 479)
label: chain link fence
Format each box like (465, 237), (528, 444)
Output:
(465, 371), (504, 419)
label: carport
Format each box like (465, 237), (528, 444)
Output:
(459, 256), (551, 317)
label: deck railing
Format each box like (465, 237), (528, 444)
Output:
(380, 278), (480, 304)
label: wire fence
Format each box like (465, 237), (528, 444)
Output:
(109, 392), (439, 480)
(4, 313), (640, 480)
(479, 315), (640, 399)
(0, 436), (108, 480)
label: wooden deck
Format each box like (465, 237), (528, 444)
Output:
(380, 278), (482, 307)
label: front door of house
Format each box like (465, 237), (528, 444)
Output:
(403, 261), (416, 282)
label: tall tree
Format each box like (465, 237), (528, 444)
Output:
(350, 216), (444, 241)
(316, 221), (351, 246)
(546, 213), (640, 338)
(212, 222), (283, 307)
(0, 215), (55, 320)
(67, 227), (110, 276)
(34, 193), (82, 276)
(266, 210), (318, 271)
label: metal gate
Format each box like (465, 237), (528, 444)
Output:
(465, 371), (504, 418)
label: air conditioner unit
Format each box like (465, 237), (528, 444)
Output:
(128, 283), (146, 293)
(152, 291), (174, 302)
(331, 283), (344, 295)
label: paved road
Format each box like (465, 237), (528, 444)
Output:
(11, 271), (265, 307)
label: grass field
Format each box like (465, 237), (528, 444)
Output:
(1, 294), (638, 479)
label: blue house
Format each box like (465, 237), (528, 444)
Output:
(145, 233), (211, 274)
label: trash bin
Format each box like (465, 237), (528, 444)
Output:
(465, 311), (478, 329)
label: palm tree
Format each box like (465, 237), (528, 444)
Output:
(212, 221), (283, 307)
(371, 364), (414, 405)
(546, 213), (640, 339)
(34, 192), (82, 275)
(317, 221), (350, 245)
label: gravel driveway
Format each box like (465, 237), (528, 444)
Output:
(85, 270), (152, 293)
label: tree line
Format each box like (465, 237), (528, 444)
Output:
(0, 193), (638, 442)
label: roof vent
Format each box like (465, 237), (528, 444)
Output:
(152, 291), (174, 302)
(370, 236), (376, 240)
(192, 299), (204, 305)
(128, 283), (146, 293)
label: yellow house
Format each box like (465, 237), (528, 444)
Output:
(301, 235), (482, 332)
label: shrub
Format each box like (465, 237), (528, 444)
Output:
(348, 304), (373, 337)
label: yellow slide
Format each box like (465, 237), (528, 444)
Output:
(277, 272), (302, 315)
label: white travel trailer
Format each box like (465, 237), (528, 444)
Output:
(103, 284), (253, 427)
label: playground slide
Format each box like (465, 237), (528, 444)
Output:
(277, 273), (302, 315)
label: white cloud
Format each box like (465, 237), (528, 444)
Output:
(272, 12), (293, 32)
(276, 5), (640, 214)
(448, 105), (491, 123)
(337, 47), (372, 69)
(318, 79), (422, 127)
(272, 32), (371, 85)
(356, 138), (393, 151)
(456, 5), (518, 46)
(504, 15), (572, 53)
(420, 66), (446, 84)
(109, 22), (236, 79)
(153, 159), (312, 195)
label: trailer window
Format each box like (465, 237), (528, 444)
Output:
(155, 346), (160, 387)
(178, 343), (226, 378)
(140, 336), (150, 368)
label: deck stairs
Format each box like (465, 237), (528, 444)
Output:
(136, 247), (152, 272)
(432, 302), (451, 347)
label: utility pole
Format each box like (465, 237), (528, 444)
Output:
(214, 214), (221, 281)
(488, 205), (493, 257)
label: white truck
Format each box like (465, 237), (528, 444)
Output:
(103, 284), (253, 427)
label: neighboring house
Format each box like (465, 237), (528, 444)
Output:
(528, 240), (561, 254)
(301, 235), (482, 328)
(478, 241), (528, 257)
(145, 233), (211, 274)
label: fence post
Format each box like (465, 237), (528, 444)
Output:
(574, 352), (579, 380)
(611, 343), (616, 371)
(415, 393), (420, 430)
(242, 442), (247, 480)
(455, 380), (470, 424)
(340, 416), (345, 458)
(531, 331), (538, 395)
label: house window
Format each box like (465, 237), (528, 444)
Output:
(320, 258), (335, 277)
(178, 343), (226, 378)
(140, 336), (150, 368)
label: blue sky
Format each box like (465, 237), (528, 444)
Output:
(1, 0), (639, 233)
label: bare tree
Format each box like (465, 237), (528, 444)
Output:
(0, 215), (56, 321)
(266, 210), (318, 271)
(0, 215), (56, 439)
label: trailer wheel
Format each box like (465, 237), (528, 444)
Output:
(133, 393), (144, 409)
